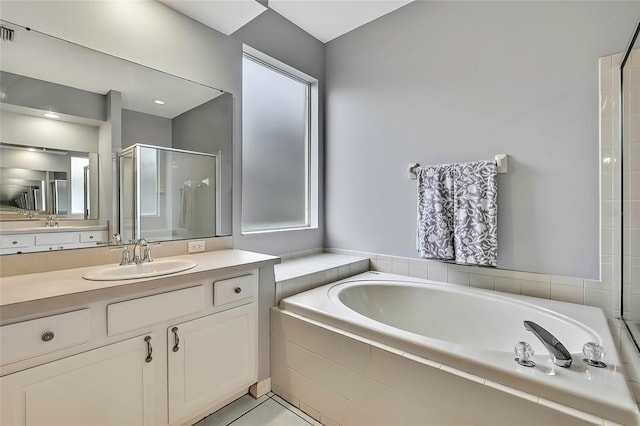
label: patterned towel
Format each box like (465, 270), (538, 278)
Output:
(416, 160), (497, 267)
(416, 164), (455, 261)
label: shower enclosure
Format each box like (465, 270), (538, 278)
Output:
(118, 144), (219, 243)
(621, 21), (640, 345)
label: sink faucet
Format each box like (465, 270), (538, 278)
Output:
(132, 238), (148, 264)
(45, 216), (59, 228)
(524, 320), (572, 368)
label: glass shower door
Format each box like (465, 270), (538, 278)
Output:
(118, 144), (218, 243)
(622, 21), (640, 342)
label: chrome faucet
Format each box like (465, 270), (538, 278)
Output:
(524, 321), (572, 368)
(112, 245), (131, 266)
(45, 215), (59, 228)
(132, 238), (148, 264)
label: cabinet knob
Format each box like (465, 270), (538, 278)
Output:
(234, 287), (242, 294)
(89, 235), (94, 239)
(12, 241), (18, 245)
(42, 331), (55, 342)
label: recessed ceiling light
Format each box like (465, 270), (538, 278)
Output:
(153, 100), (165, 105)
(43, 112), (60, 119)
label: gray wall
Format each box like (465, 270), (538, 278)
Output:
(172, 93), (234, 235)
(121, 109), (172, 149)
(1, 111), (99, 153)
(0, 71), (105, 121)
(325, 1), (640, 279)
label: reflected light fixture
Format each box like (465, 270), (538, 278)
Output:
(153, 99), (165, 105)
(43, 112), (60, 119)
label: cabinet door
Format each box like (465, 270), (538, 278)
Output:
(1, 334), (158, 426)
(167, 304), (257, 424)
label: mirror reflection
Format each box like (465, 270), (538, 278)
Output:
(0, 22), (233, 254)
(119, 144), (219, 243)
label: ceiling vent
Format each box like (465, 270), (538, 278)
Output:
(1, 26), (14, 41)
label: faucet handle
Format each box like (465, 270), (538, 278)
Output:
(582, 342), (607, 368)
(514, 341), (536, 367)
(111, 245), (131, 265)
(143, 242), (160, 263)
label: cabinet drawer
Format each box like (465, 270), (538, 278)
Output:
(213, 275), (255, 306)
(0, 234), (34, 249)
(79, 230), (108, 243)
(34, 232), (79, 246)
(107, 286), (204, 336)
(0, 309), (91, 365)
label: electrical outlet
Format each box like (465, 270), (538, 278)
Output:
(188, 240), (205, 253)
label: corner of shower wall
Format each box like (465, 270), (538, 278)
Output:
(599, 53), (623, 319)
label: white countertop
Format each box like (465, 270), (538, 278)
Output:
(0, 225), (108, 235)
(0, 249), (279, 310)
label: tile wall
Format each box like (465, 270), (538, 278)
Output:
(325, 248), (614, 319)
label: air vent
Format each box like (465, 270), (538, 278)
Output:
(1, 26), (14, 41)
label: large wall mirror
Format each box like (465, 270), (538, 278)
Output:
(0, 21), (232, 254)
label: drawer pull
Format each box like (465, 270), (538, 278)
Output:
(171, 327), (180, 352)
(144, 336), (153, 362)
(12, 241), (18, 245)
(89, 235), (94, 239)
(234, 287), (242, 294)
(41, 331), (55, 342)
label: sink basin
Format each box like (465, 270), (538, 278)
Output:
(83, 259), (197, 281)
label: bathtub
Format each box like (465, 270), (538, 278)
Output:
(273, 272), (640, 425)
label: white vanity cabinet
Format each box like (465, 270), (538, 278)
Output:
(0, 262), (264, 426)
(0, 230), (109, 254)
(167, 303), (257, 423)
(0, 334), (159, 426)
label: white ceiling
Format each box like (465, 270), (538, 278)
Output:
(158, 0), (267, 35)
(159, 0), (413, 43)
(268, 0), (413, 43)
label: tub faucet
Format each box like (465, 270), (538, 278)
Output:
(524, 320), (572, 368)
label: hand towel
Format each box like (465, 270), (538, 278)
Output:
(416, 164), (455, 261)
(453, 160), (498, 266)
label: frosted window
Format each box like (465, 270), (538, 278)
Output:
(70, 156), (88, 215)
(242, 55), (310, 232)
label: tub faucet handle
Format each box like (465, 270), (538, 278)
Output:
(514, 341), (535, 367)
(582, 342), (607, 368)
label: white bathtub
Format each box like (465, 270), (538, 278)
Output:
(276, 272), (640, 425)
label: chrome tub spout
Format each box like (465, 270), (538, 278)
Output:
(524, 320), (572, 368)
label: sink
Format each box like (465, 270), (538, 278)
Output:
(83, 259), (197, 281)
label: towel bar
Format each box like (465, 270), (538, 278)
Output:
(408, 154), (508, 180)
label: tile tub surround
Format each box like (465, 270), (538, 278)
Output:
(274, 272), (638, 425)
(275, 253), (369, 304)
(271, 307), (633, 426)
(326, 248), (614, 319)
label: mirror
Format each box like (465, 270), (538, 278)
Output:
(0, 21), (233, 254)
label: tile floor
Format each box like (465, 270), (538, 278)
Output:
(194, 393), (322, 426)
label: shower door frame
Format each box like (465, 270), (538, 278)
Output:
(620, 20), (640, 349)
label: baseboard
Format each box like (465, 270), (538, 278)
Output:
(249, 377), (271, 399)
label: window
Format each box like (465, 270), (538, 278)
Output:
(242, 48), (318, 233)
